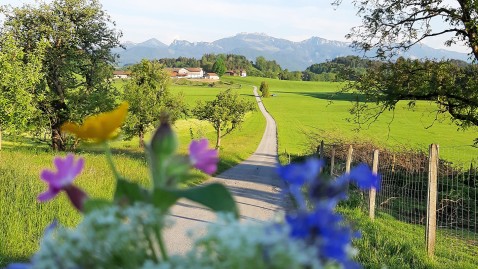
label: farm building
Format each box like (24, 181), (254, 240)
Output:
(113, 70), (132, 79)
(166, 67), (204, 78)
(205, 73), (219, 80)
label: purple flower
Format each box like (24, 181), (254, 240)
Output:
(349, 164), (381, 191)
(38, 154), (87, 211)
(189, 139), (219, 175)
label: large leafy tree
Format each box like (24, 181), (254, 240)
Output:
(123, 59), (188, 147)
(334, 0), (478, 130)
(0, 34), (46, 150)
(1, 0), (122, 150)
(192, 89), (255, 149)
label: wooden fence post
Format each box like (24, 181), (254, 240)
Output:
(346, 145), (353, 173)
(369, 149), (379, 220)
(318, 140), (325, 159)
(391, 154), (396, 173)
(330, 146), (335, 176)
(426, 144), (439, 257)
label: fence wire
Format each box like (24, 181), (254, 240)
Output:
(435, 146), (478, 262)
(318, 142), (478, 263)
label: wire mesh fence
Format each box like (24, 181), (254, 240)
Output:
(435, 145), (478, 262)
(317, 141), (478, 262)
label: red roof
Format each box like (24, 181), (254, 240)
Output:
(186, 68), (202, 72)
(113, 70), (131, 76)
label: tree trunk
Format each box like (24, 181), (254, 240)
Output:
(49, 99), (68, 151)
(51, 126), (65, 151)
(215, 127), (221, 149)
(139, 129), (145, 148)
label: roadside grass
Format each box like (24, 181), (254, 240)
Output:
(223, 77), (478, 165)
(339, 206), (478, 269)
(0, 82), (264, 266)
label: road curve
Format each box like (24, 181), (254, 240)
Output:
(163, 86), (287, 254)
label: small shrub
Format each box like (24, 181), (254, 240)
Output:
(259, 81), (270, 98)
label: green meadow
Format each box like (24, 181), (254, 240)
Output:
(224, 76), (478, 164)
(2, 76), (478, 268)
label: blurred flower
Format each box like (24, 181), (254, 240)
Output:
(61, 102), (128, 142)
(5, 263), (31, 269)
(277, 158), (323, 186)
(38, 154), (87, 211)
(277, 158), (323, 210)
(150, 114), (177, 157)
(349, 164), (381, 191)
(189, 139), (219, 175)
(286, 205), (360, 267)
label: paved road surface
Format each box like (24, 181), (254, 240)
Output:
(163, 86), (287, 254)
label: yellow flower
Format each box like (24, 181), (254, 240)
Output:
(61, 102), (129, 142)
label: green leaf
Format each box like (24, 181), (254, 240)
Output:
(83, 199), (112, 213)
(176, 183), (239, 217)
(152, 183), (238, 217)
(152, 188), (179, 212)
(114, 178), (150, 205)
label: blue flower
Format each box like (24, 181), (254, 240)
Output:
(309, 174), (349, 206)
(286, 205), (361, 266)
(277, 158), (323, 186)
(349, 164), (381, 191)
(6, 263), (31, 269)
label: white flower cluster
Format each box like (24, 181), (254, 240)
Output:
(31, 203), (165, 269)
(142, 214), (334, 269)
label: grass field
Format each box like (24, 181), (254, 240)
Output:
(0, 82), (264, 266)
(223, 76), (478, 164)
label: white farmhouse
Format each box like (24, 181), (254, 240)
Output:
(205, 72), (219, 80)
(113, 70), (131, 79)
(185, 68), (204, 78)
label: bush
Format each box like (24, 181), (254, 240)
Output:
(259, 81), (270, 98)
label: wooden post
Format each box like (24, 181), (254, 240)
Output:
(391, 154), (396, 173)
(319, 140), (325, 159)
(330, 146), (335, 176)
(346, 145), (353, 173)
(426, 144), (439, 257)
(369, 150), (379, 220)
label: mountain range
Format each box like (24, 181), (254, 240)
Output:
(113, 33), (470, 71)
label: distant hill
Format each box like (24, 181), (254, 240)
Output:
(114, 33), (470, 70)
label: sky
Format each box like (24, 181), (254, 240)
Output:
(0, 0), (469, 53)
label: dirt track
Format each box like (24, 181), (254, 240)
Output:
(163, 86), (288, 254)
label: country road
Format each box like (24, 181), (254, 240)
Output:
(163, 86), (288, 254)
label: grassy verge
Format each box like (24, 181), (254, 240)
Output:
(339, 206), (478, 269)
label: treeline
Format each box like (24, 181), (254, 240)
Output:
(154, 54), (383, 82)
(151, 54), (470, 82)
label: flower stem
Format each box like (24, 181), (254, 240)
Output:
(155, 228), (169, 261)
(104, 142), (121, 180)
